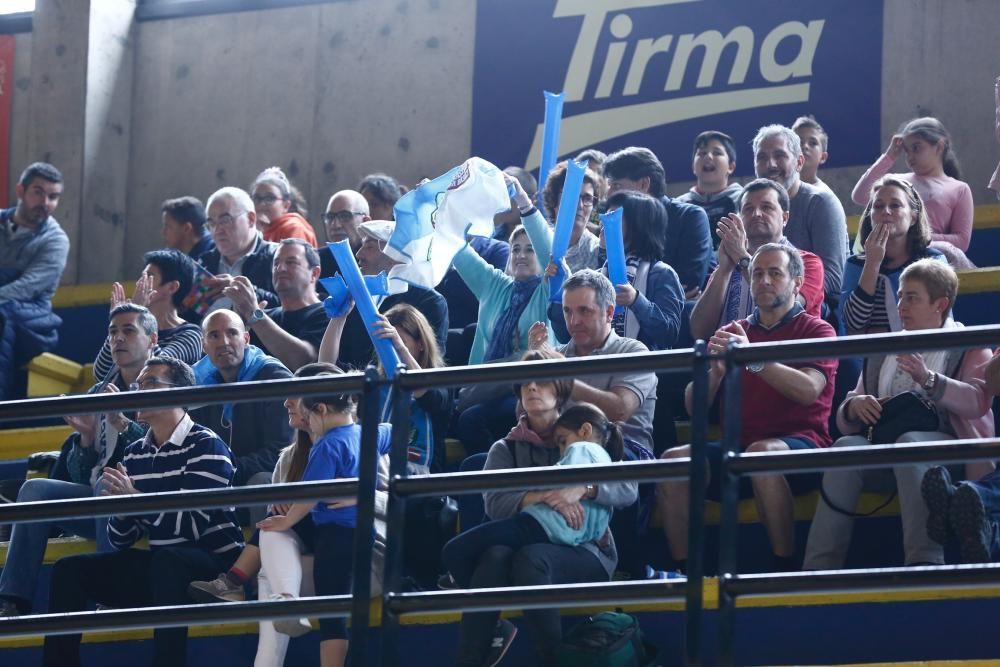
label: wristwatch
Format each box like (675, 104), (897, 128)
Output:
(246, 307), (265, 326)
(746, 361), (766, 374)
(923, 371), (938, 392)
(737, 255), (751, 272)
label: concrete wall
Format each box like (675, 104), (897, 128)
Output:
(124, 0), (475, 271)
(6, 0), (1000, 283)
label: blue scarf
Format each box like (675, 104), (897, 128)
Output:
(484, 276), (542, 362)
(193, 344), (286, 422)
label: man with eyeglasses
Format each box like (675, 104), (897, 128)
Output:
(0, 303), (158, 618)
(318, 189), (371, 287)
(43, 356), (244, 667)
(333, 220), (448, 371)
(198, 186), (279, 314)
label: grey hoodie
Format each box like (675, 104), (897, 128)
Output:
(482, 435), (638, 578)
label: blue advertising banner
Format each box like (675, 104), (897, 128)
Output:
(472, 0), (883, 182)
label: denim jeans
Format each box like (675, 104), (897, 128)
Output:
(0, 478), (112, 610)
(442, 513), (548, 587)
(966, 466), (1000, 558)
(43, 546), (236, 667)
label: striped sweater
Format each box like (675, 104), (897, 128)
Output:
(108, 415), (244, 556)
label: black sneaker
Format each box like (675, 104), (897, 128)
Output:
(951, 483), (993, 563)
(483, 618), (517, 667)
(437, 573), (458, 590)
(0, 600), (20, 618)
(921, 466), (955, 546)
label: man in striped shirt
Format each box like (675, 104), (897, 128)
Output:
(43, 357), (244, 667)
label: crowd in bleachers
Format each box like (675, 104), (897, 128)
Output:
(2, 81), (1000, 666)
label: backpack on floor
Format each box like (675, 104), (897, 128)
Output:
(555, 609), (660, 667)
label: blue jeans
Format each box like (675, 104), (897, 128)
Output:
(966, 467), (1000, 558)
(0, 478), (113, 610)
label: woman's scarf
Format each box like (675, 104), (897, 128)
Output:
(609, 255), (650, 340)
(504, 413), (556, 448)
(484, 276), (542, 362)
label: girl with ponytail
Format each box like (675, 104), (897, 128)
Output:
(851, 116), (975, 268)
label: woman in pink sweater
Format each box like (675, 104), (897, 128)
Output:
(852, 117), (975, 268)
(989, 76), (1000, 198)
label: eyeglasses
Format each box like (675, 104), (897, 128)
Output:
(129, 378), (179, 392)
(323, 210), (364, 226)
(252, 194), (286, 206)
(205, 212), (246, 232)
(578, 194), (597, 209)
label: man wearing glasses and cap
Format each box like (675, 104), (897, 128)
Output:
(327, 220), (449, 371)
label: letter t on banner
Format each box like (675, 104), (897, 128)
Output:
(326, 241), (402, 378)
(536, 90), (565, 207)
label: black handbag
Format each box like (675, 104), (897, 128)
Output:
(867, 390), (939, 444)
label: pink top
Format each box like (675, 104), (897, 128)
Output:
(851, 153), (974, 251)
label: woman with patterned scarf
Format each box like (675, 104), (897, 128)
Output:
(451, 173), (560, 455)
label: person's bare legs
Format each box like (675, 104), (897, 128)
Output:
(321, 638), (348, 667)
(657, 445), (703, 562)
(231, 544), (261, 577)
(746, 439), (795, 562)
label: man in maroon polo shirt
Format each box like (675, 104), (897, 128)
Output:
(657, 243), (836, 572)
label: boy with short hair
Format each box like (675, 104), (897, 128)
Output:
(677, 131), (742, 250)
(792, 115), (832, 193)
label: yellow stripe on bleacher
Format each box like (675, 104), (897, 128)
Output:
(0, 426), (72, 459)
(51, 282), (135, 309)
(957, 267), (1000, 295)
(0, 578), (996, 648)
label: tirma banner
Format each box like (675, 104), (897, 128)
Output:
(472, 0), (883, 181)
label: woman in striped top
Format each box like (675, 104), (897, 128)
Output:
(839, 177), (945, 337)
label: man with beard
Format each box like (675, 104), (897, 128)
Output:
(0, 304), (156, 617)
(752, 124), (847, 301)
(657, 244), (836, 572)
(0, 162), (69, 399)
(688, 179), (825, 341)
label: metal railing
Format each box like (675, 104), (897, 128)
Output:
(0, 325), (995, 667)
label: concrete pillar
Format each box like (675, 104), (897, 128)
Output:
(24, 0), (135, 285)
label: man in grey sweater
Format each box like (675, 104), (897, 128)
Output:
(752, 125), (847, 306)
(0, 162), (70, 398)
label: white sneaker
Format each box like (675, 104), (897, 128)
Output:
(268, 593), (313, 637)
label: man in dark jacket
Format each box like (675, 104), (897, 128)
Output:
(190, 309), (293, 492)
(0, 162), (70, 399)
(198, 186), (279, 311)
(604, 146), (714, 297)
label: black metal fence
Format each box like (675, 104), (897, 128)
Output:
(0, 325), (997, 666)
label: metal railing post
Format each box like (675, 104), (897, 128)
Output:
(348, 366), (382, 666)
(717, 344), (743, 667)
(684, 340), (709, 667)
(380, 368), (412, 667)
